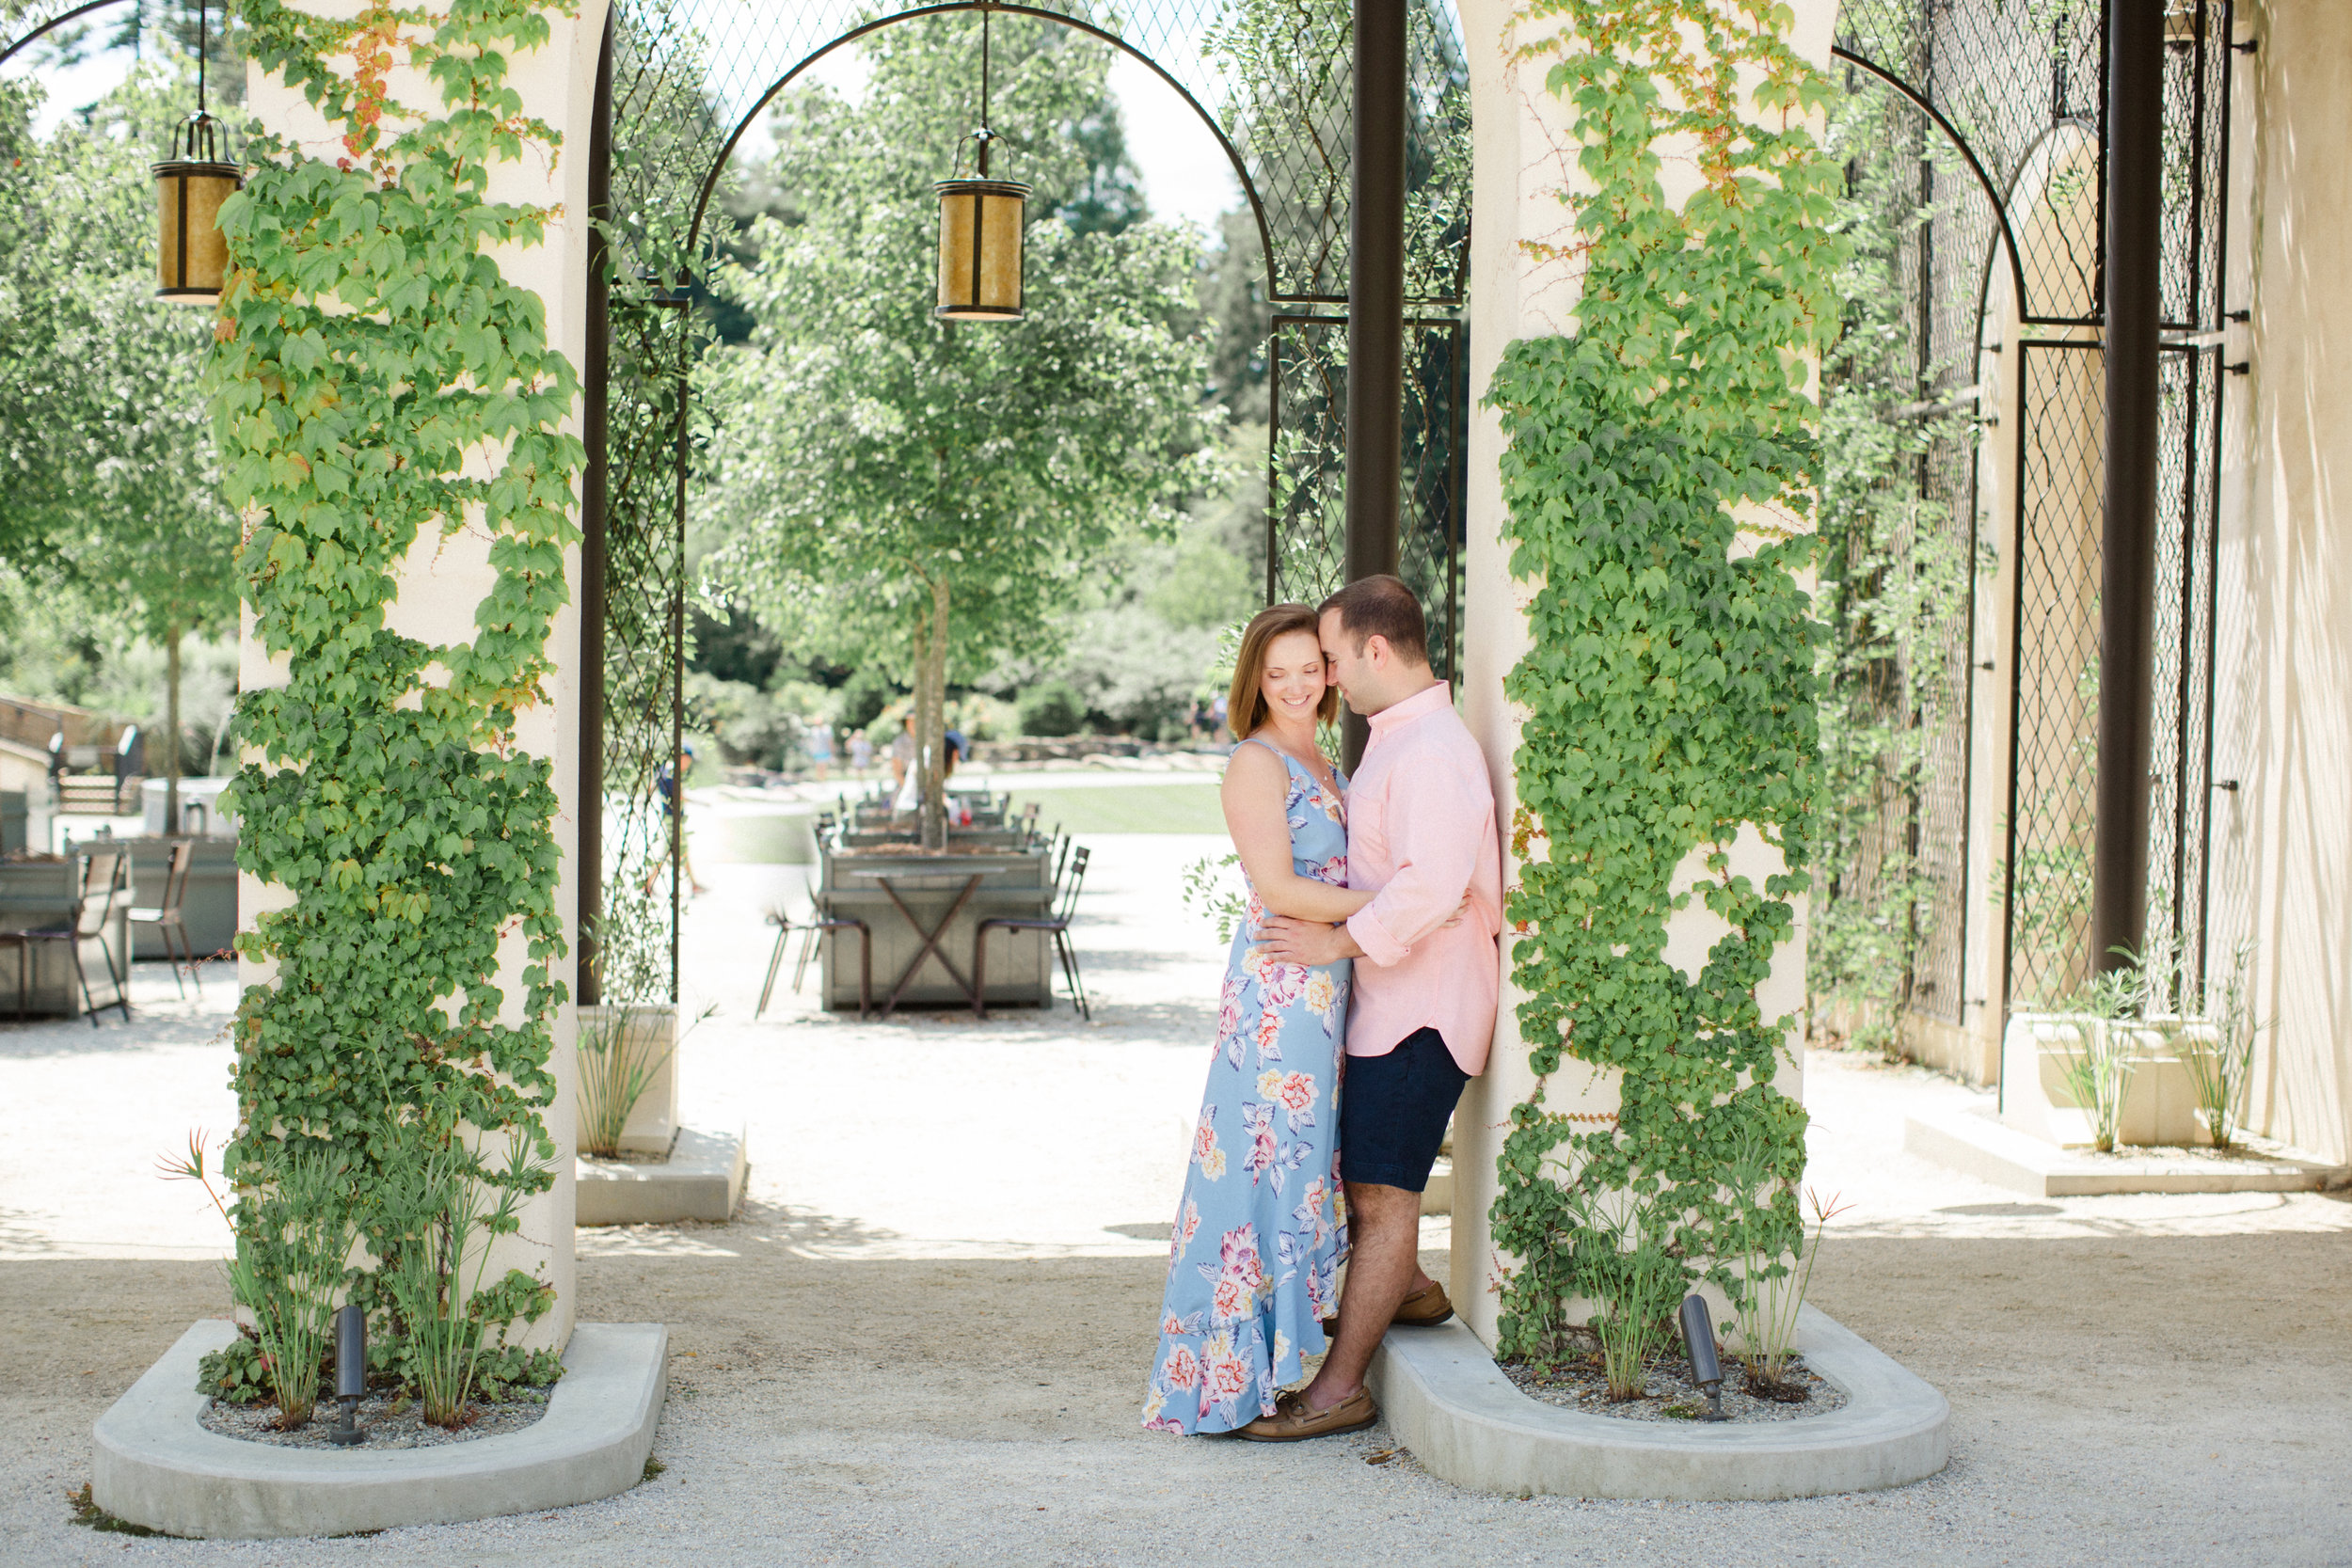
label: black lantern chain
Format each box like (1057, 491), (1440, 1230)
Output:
(931, 0), (1030, 323)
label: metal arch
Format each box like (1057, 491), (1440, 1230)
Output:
(1832, 42), (2037, 327)
(679, 0), (1319, 305)
(0, 0), (134, 71)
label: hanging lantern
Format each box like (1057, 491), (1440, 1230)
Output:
(933, 6), (1029, 323)
(152, 0), (239, 306)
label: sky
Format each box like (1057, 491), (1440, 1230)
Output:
(4, 34), (1244, 235)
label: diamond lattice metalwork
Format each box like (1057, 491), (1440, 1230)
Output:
(605, 0), (1470, 306)
(1267, 314), (1462, 682)
(1834, 0), (2233, 1016)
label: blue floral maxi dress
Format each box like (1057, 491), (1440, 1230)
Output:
(1142, 741), (1351, 1433)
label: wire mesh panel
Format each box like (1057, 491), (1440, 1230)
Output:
(603, 0), (1470, 306)
(1267, 314), (1463, 682)
(2146, 343), (2221, 992)
(2006, 341), (2104, 1008)
(1836, 0), (2108, 326)
(1837, 0), (2233, 1019)
(596, 297), (691, 1005)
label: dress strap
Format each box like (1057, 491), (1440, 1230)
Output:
(1236, 734), (1301, 772)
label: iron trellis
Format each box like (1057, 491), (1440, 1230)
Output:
(1831, 0), (2236, 1023)
(589, 0), (1475, 990)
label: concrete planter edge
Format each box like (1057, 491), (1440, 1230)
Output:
(1366, 1305), (1948, 1500)
(91, 1320), (667, 1540)
(576, 1124), (747, 1226)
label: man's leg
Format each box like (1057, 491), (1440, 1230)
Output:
(1298, 1180), (1426, 1409)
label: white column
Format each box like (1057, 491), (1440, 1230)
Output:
(1447, 0), (1837, 1349)
(237, 0), (606, 1346)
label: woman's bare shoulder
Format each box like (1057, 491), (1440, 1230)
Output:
(1220, 738), (1286, 788)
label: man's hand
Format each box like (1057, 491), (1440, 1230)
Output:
(1258, 915), (1364, 967)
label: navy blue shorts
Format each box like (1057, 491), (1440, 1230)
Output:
(1339, 1027), (1469, 1192)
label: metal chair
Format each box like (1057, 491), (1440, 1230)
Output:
(129, 839), (201, 996)
(1, 847), (131, 1025)
(757, 897), (871, 1019)
(974, 846), (1091, 1022)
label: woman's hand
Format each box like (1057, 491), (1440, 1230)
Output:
(1258, 916), (1363, 968)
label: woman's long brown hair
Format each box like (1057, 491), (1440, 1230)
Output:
(1227, 604), (1339, 737)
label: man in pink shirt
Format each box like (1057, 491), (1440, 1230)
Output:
(1240, 574), (1502, 1441)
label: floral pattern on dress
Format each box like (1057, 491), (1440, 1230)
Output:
(1144, 741), (1351, 1434)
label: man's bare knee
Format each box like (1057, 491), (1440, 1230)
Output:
(1346, 1181), (1422, 1235)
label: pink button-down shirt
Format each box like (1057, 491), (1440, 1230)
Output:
(1341, 681), (1503, 1075)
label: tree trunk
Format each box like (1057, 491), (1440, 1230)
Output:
(918, 577), (951, 851)
(165, 624), (183, 837)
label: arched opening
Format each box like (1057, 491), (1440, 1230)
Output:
(578, 0), (1472, 1011)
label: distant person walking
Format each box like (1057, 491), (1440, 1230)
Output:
(848, 731), (874, 775)
(889, 715), (921, 812)
(805, 721), (834, 781)
(644, 742), (708, 897)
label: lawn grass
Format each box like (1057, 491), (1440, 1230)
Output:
(1005, 784), (1228, 835)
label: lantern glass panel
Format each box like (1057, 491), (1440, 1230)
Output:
(154, 163), (239, 304)
(934, 179), (1029, 321)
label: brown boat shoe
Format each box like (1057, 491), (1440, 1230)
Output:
(1238, 1387), (1379, 1442)
(1318, 1278), (1454, 1339)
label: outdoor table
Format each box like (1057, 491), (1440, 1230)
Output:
(818, 847), (1051, 1012)
(0, 853), (132, 1018)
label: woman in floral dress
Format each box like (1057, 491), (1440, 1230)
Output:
(1143, 605), (1376, 1435)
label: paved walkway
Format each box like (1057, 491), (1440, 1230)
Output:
(2, 828), (2348, 1564)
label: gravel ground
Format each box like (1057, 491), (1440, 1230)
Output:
(198, 1388), (551, 1450)
(6, 1231), (2352, 1565)
(7, 824), (2352, 1563)
(1501, 1350), (1846, 1423)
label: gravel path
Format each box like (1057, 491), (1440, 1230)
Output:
(6, 824), (2351, 1563)
(5, 1229), (2351, 1565)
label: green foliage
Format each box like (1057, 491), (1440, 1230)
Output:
(698, 15), (1218, 847)
(195, 1330), (273, 1407)
(471, 1342), (566, 1402)
(1481, 0), (1842, 1368)
(1721, 1172), (1849, 1389)
(1182, 851), (1247, 944)
(163, 1131), (357, 1426)
(1807, 79), (1982, 1048)
(202, 0), (580, 1391)
(1014, 680), (1088, 738)
(576, 1006), (675, 1159)
(2170, 940), (2261, 1153)
(0, 61), (241, 647)
(377, 1130), (555, 1427)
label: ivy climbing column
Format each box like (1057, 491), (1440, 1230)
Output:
(1446, 0), (1841, 1349)
(230, 0), (610, 1349)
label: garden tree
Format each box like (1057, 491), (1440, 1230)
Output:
(701, 14), (1218, 847)
(0, 61), (241, 816)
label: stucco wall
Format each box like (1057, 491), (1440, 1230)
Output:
(237, 0), (607, 1345)
(2209, 0), (2352, 1164)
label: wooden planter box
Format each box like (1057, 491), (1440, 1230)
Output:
(818, 846), (1053, 1011)
(0, 856), (130, 1018)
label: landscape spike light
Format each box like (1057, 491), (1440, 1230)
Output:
(328, 1303), (366, 1446)
(152, 0), (241, 306)
(932, 2), (1030, 322)
(1677, 1294), (1729, 1423)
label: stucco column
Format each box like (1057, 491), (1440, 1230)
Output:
(236, 0), (607, 1347)
(1448, 0), (1837, 1349)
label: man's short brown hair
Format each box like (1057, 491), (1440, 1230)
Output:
(1318, 574), (1429, 665)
